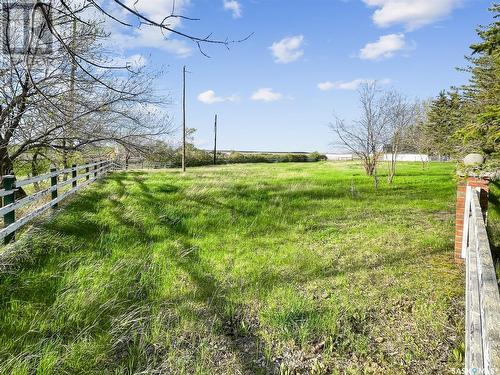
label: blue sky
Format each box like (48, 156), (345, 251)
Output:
(109, 0), (492, 152)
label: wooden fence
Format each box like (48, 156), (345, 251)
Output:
(463, 186), (500, 374)
(0, 160), (117, 244)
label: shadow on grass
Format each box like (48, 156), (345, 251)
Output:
(0, 183), (113, 355)
(18, 172), (270, 372)
(124, 174), (269, 373)
(0, 170), (457, 373)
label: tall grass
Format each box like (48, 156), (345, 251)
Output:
(0, 162), (465, 374)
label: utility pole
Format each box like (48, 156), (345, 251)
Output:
(63, 17), (77, 180)
(182, 66), (187, 172)
(213, 114), (218, 165)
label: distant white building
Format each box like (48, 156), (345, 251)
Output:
(382, 153), (429, 162)
(325, 153), (430, 162)
(325, 153), (354, 161)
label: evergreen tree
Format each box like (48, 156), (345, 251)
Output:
(425, 91), (466, 158)
(458, 3), (500, 156)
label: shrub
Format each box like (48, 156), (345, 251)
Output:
(310, 152), (328, 162)
(144, 147), (327, 168)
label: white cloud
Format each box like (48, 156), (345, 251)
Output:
(251, 88), (283, 102)
(124, 0), (190, 24)
(223, 0), (242, 18)
(113, 26), (192, 57)
(269, 35), (304, 63)
(363, 0), (462, 30)
(318, 78), (391, 91)
(198, 90), (238, 104)
(359, 33), (405, 60)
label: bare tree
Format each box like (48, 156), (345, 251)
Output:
(384, 91), (417, 184)
(0, 0), (250, 179)
(0, 1), (173, 176)
(407, 100), (433, 169)
(331, 82), (389, 188)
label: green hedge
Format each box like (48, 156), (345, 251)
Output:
(222, 152), (326, 164)
(142, 149), (327, 168)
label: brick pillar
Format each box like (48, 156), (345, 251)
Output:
(465, 177), (489, 212)
(454, 176), (490, 262)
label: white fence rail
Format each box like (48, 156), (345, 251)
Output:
(463, 186), (500, 375)
(0, 160), (119, 244)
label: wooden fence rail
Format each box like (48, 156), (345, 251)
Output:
(464, 186), (500, 375)
(0, 160), (119, 244)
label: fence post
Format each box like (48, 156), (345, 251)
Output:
(3, 175), (16, 244)
(72, 164), (77, 188)
(86, 164), (90, 181)
(51, 167), (58, 209)
(94, 161), (98, 178)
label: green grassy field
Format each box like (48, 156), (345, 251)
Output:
(0, 162), (465, 374)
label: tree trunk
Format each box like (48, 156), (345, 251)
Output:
(32, 151), (41, 190)
(0, 146), (28, 198)
(364, 157), (374, 176)
(373, 166), (379, 190)
(0, 146), (14, 176)
(364, 158), (376, 176)
(387, 151), (397, 184)
(62, 142), (69, 181)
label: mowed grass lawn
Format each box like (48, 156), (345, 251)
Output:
(0, 162), (465, 374)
